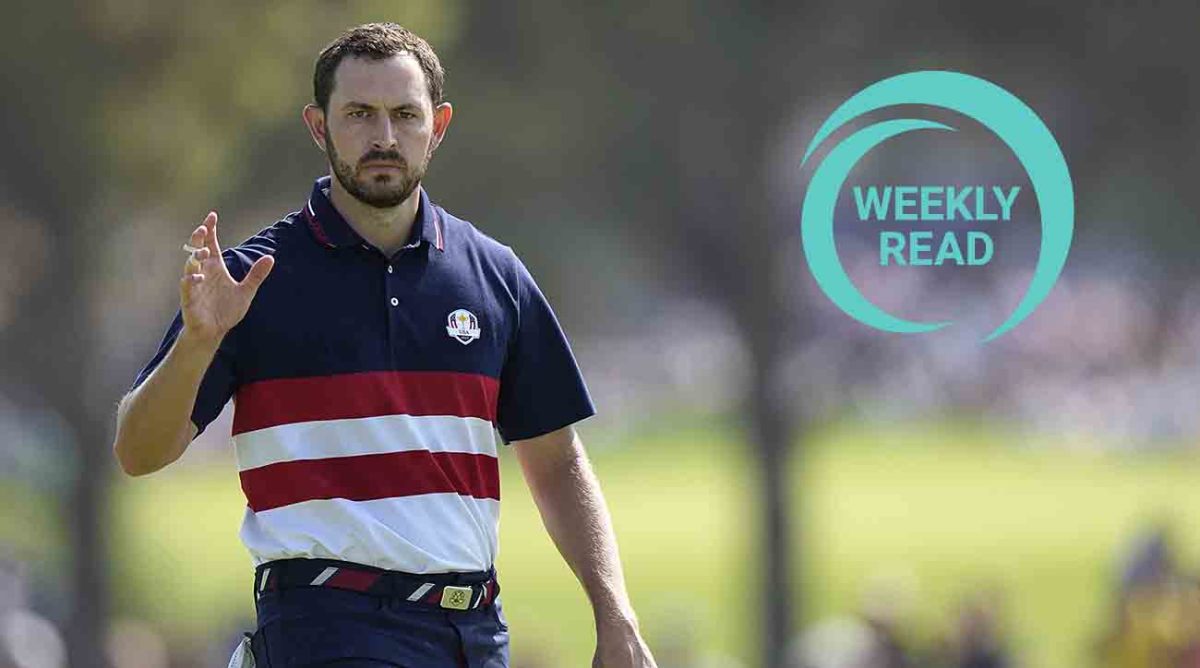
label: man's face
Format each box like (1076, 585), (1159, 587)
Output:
(317, 54), (445, 208)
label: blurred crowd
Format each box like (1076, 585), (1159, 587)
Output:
(6, 523), (1200, 667)
(580, 243), (1200, 454)
(783, 523), (1200, 668)
(789, 578), (1013, 668)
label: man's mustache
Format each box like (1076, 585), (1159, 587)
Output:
(358, 150), (406, 167)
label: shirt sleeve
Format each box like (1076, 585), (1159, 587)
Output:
(128, 249), (248, 439)
(495, 254), (596, 443)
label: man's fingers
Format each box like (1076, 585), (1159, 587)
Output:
(204, 211), (222, 256)
(180, 273), (203, 311)
(189, 224), (206, 249)
(184, 245), (209, 264)
(183, 245), (211, 277)
(239, 255), (275, 292)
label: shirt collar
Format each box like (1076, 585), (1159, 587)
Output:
(303, 175), (445, 252)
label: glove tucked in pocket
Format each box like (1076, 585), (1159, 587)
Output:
(227, 632), (256, 668)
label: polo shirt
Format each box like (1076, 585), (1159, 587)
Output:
(130, 175), (595, 574)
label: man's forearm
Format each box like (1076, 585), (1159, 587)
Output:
(516, 431), (638, 626)
(113, 330), (216, 475)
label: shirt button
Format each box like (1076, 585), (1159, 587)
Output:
(387, 265), (393, 274)
(390, 297), (399, 307)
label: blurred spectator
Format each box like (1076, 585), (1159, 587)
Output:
(642, 603), (747, 668)
(945, 590), (1012, 668)
(1175, 577), (1200, 668)
(858, 570), (920, 668)
(0, 609), (65, 668)
(1096, 524), (1198, 667)
(1119, 524), (1175, 593)
(791, 616), (878, 668)
(792, 570), (921, 668)
(105, 618), (169, 668)
(0, 556), (64, 668)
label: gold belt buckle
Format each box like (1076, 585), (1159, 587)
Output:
(440, 585), (474, 610)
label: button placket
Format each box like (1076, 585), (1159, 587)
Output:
(385, 258), (397, 307)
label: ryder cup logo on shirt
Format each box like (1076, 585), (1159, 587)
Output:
(799, 71), (1074, 341)
(446, 309), (481, 345)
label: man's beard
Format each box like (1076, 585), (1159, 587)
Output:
(326, 135), (429, 209)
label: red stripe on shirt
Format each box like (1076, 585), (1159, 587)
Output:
(232, 371), (499, 435)
(240, 450), (500, 511)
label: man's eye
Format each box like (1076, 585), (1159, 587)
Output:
(395, 111), (416, 120)
(349, 110), (370, 118)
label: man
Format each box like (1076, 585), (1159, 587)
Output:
(113, 22), (656, 668)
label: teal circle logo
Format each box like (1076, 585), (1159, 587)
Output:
(800, 71), (1074, 341)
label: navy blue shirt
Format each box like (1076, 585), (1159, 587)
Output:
(132, 176), (595, 445)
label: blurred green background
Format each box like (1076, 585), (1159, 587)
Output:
(3, 1), (1200, 667)
(70, 420), (1200, 667)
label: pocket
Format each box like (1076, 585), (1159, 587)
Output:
(491, 596), (509, 633)
(261, 591), (401, 666)
(229, 632), (256, 668)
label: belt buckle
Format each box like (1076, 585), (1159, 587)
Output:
(440, 585), (473, 610)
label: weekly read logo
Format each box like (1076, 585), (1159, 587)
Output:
(799, 71), (1074, 341)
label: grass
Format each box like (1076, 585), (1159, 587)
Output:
(94, 419), (1200, 667)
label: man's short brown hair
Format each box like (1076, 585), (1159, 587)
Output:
(314, 23), (445, 112)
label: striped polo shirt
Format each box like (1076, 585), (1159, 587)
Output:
(131, 176), (595, 574)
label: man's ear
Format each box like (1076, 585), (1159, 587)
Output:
(302, 104), (328, 153)
(430, 102), (454, 153)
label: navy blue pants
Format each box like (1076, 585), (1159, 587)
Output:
(249, 585), (510, 667)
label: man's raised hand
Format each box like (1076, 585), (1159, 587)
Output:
(178, 212), (274, 347)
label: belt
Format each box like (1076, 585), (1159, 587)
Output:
(254, 558), (499, 611)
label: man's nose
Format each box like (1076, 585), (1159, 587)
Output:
(371, 117), (399, 149)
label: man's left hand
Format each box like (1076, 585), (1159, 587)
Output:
(593, 620), (657, 668)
